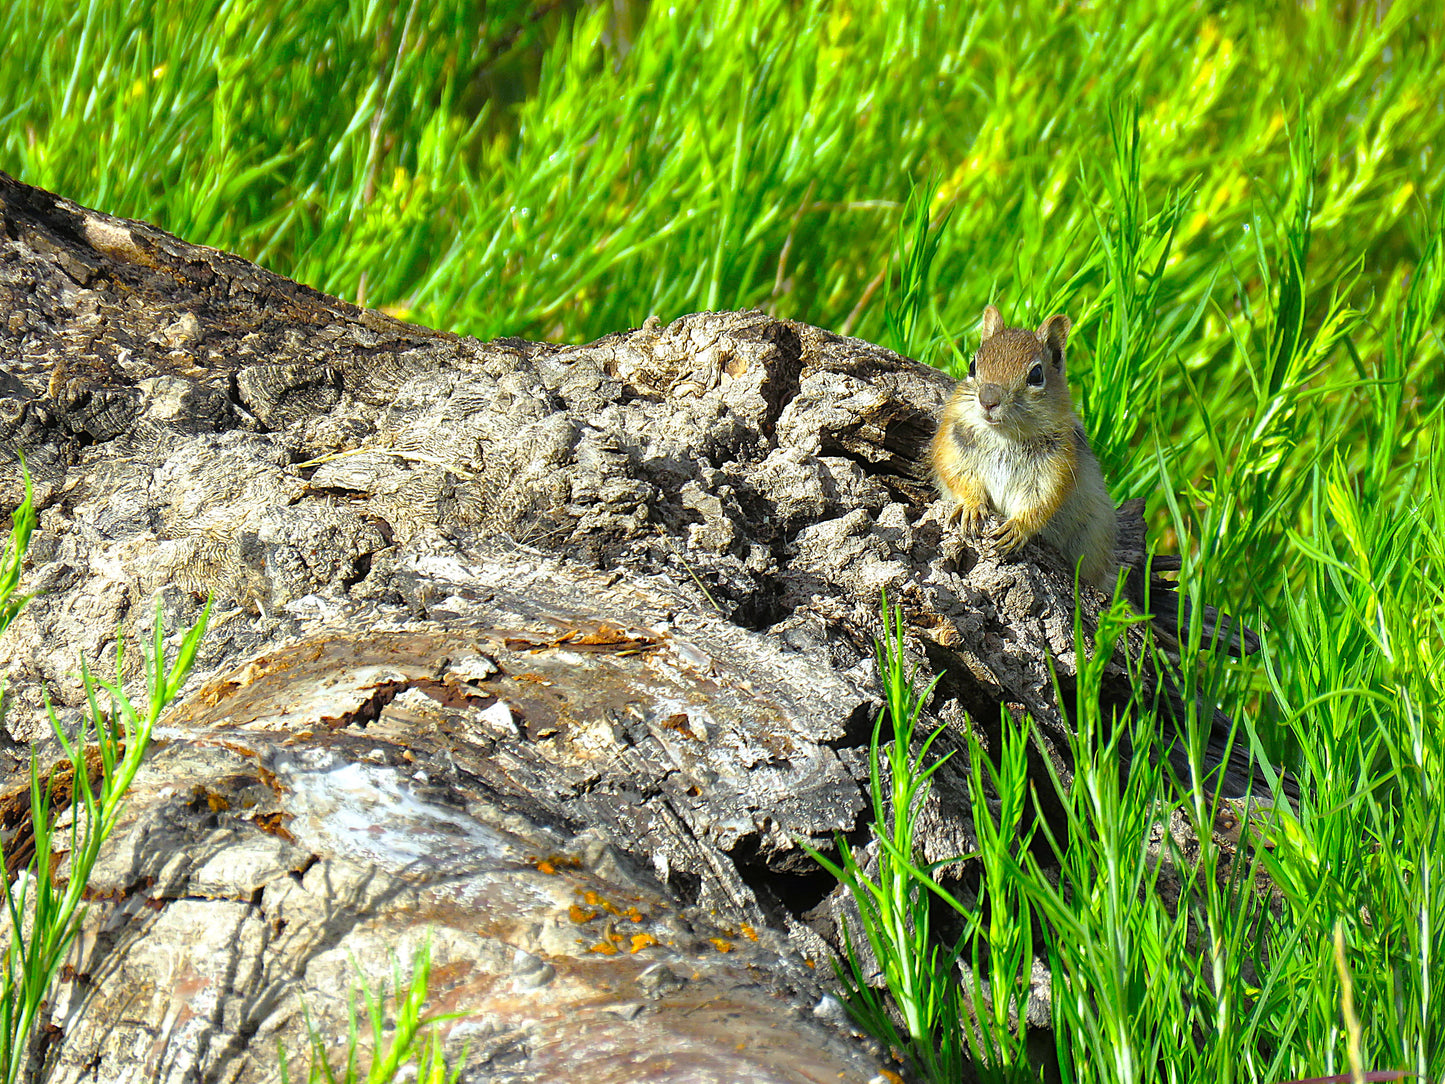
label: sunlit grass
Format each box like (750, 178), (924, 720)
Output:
(3, 1), (1443, 1081)
(280, 941), (464, 1084)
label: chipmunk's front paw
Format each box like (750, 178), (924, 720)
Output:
(948, 502), (987, 538)
(991, 517), (1032, 555)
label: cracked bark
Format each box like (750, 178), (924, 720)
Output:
(0, 171), (1269, 1083)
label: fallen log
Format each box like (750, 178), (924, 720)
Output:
(0, 171), (1266, 1083)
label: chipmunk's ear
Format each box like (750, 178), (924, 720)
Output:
(980, 305), (1005, 342)
(1036, 314), (1071, 371)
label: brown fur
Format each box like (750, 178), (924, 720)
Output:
(930, 305), (1119, 589)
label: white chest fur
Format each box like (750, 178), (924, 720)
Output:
(971, 422), (1046, 518)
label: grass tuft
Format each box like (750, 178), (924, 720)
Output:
(0, 469), (210, 1082)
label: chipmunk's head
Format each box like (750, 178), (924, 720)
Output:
(962, 305), (1073, 438)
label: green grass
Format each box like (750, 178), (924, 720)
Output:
(280, 941), (463, 1084)
(0, 472), (210, 1083)
(804, 599), (966, 1083)
(3, 1), (1444, 1081)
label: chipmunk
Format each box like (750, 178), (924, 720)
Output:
(930, 304), (1118, 590)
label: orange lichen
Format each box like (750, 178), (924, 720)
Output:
(531, 853), (581, 875)
(708, 938), (734, 953)
(582, 889), (624, 916)
(250, 812), (297, 843)
(659, 713), (699, 739)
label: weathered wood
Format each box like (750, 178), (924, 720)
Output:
(0, 171), (1266, 1082)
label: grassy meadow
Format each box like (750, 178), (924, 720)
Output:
(2, 1), (1443, 1081)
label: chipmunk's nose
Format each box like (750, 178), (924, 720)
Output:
(978, 383), (1004, 417)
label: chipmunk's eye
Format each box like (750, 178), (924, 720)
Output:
(1027, 363), (1045, 387)
(968, 357), (976, 379)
